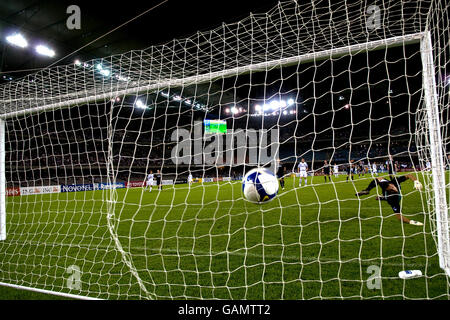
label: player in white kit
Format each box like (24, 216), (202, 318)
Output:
(333, 163), (339, 178)
(297, 158), (308, 187)
(188, 172), (193, 186)
(146, 171), (154, 192)
(372, 162), (378, 176)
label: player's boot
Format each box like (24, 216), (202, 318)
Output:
(356, 190), (369, 196)
(409, 220), (423, 226)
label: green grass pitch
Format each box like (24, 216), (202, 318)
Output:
(0, 172), (449, 300)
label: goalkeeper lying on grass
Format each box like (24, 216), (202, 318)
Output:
(356, 174), (424, 226)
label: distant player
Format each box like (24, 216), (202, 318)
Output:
(387, 156), (397, 179)
(333, 163), (339, 178)
(358, 162), (365, 177)
(188, 172), (193, 186)
(297, 158), (308, 186)
(356, 174), (423, 226)
(276, 159), (286, 190)
(346, 160), (354, 182)
(155, 169), (162, 191)
(145, 171), (154, 192)
(371, 162), (378, 176)
(323, 160), (331, 182)
(425, 161), (431, 171)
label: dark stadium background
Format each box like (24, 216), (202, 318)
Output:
(0, 0), (424, 187)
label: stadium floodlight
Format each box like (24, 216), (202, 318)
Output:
(99, 69), (110, 77)
(135, 99), (146, 109)
(74, 59), (82, 66)
(269, 101), (278, 110)
(95, 64), (110, 77)
(230, 106), (238, 114)
(5, 33), (28, 48)
(287, 98), (295, 106)
(116, 75), (129, 82)
(35, 44), (55, 57)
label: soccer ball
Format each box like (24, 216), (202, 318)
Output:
(242, 168), (279, 203)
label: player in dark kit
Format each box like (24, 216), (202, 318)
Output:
(323, 160), (331, 182)
(356, 174), (423, 225)
(387, 155), (398, 178)
(155, 169), (162, 190)
(346, 160), (354, 182)
(276, 159), (285, 190)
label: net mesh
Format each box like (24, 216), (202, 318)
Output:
(0, 0), (449, 300)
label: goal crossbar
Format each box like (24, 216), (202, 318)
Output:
(0, 32), (424, 120)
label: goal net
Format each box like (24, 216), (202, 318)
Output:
(0, 0), (449, 300)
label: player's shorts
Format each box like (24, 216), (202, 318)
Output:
(146, 180), (153, 187)
(386, 193), (402, 213)
(324, 168), (330, 175)
(299, 171), (307, 178)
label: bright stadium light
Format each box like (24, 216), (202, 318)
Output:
(116, 75), (129, 81)
(135, 99), (146, 109)
(100, 69), (110, 76)
(225, 108), (230, 113)
(74, 59), (82, 66)
(269, 100), (279, 110)
(95, 64), (111, 77)
(35, 44), (55, 57)
(287, 98), (295, 106)
(230, 107), (238, 114)
(6, 33), (28, 48)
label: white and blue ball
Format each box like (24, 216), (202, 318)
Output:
(242, 168), (279, 203)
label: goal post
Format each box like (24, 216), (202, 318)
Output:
(420, 31), (450, 277)
(0, 118), (5, 241)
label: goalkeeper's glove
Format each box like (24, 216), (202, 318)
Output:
(414, 180), (423, 191)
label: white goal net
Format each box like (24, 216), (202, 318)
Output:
(0, 0), (449, 300)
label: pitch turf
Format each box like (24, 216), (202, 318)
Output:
(0, 173), (449, 300)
